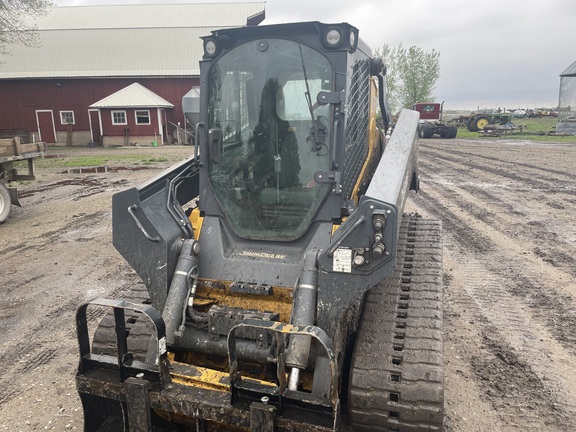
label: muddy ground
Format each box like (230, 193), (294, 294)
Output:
(0, 139), (575, 431)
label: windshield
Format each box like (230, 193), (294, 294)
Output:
(207, 39), (333, 240)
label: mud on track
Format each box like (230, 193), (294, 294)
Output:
(0, 140), (575, 431)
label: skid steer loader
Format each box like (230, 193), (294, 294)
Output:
(76, 21), (444, 431)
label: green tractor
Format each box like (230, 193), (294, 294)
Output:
(466, 111), (513, 132)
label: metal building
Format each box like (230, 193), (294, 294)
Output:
(0, 3), (265, 146)
(557, 60), (576, 135)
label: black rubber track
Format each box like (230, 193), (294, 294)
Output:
(348, 216), (444, 432)
(91, 283), (155, 360)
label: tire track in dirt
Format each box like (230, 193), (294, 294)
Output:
(455, 183), (576, 251)
(428, 144), (571, 167)
(0, 272), (140, 407)
(0, 276), (131, 366)
(0, 203), (141, 408)
(446, 251), (574, 429)
(421, 146), (576, 188)
(0, 149), (192, 429)
(409, 140), (576, 431)
(418, 176), (576, 283)
(413, 187), (576, 428)
(424, 150), (576, 191)
(0, 211), (108, 257)
(413, 180), (576, 349)
(419, 153), (576, 206)
(17, 177), (130, 206)
(419, 154), (576, 280)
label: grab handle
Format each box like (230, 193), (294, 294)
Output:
(128, 204), (160, 242)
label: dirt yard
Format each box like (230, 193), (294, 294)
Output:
(0, 138), (575, 431)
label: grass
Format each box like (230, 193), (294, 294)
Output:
(30, 154), (169, 169)
(454, 116), (575, 142)
(10, 145), (174, 171)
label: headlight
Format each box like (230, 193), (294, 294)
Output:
(204, 39), (218, 57)
(349, 30), (356, 48)
(325, 28), (342, 47)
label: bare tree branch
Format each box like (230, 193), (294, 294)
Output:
(0, 0), (54, 57)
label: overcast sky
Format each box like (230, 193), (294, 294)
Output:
(54, 0), (575, 110)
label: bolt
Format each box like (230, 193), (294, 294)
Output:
(261, 396), (269, 405)
(372, 243), (385, 258)
(192, 241), (201, 255)
(136, 373), (144, 379)
(353, 255), (365, 267)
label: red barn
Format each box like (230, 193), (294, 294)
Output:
(0, 3), (265, 146)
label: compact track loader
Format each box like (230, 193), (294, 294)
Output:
(76, 21), (444, 431)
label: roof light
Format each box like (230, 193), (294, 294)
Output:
(325, 28), (342, 47)
(204, 39), (217, 57)
(349, 30), (357, 49)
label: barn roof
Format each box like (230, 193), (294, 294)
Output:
(0, 2), (265, 79)
(89, 82), (174, 109)
(560, 60), (576, 77)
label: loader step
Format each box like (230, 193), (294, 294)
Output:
(348, 216), (443, 432)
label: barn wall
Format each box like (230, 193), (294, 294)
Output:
(55, 131), (92, 146)
(0, 77), (198, 145)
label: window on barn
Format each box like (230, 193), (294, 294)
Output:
(60, 111), (75, 125)
(112, 111), (127, 125)
(135, 110), (151, 125)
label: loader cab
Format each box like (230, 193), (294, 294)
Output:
(198, 22), (380, 242)
(203, 38), (333, 240)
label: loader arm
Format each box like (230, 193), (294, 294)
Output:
(317, 108), (420, 346)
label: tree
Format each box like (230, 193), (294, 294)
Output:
(0, 0), (54, 58)
(375, 43), (440, 114)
